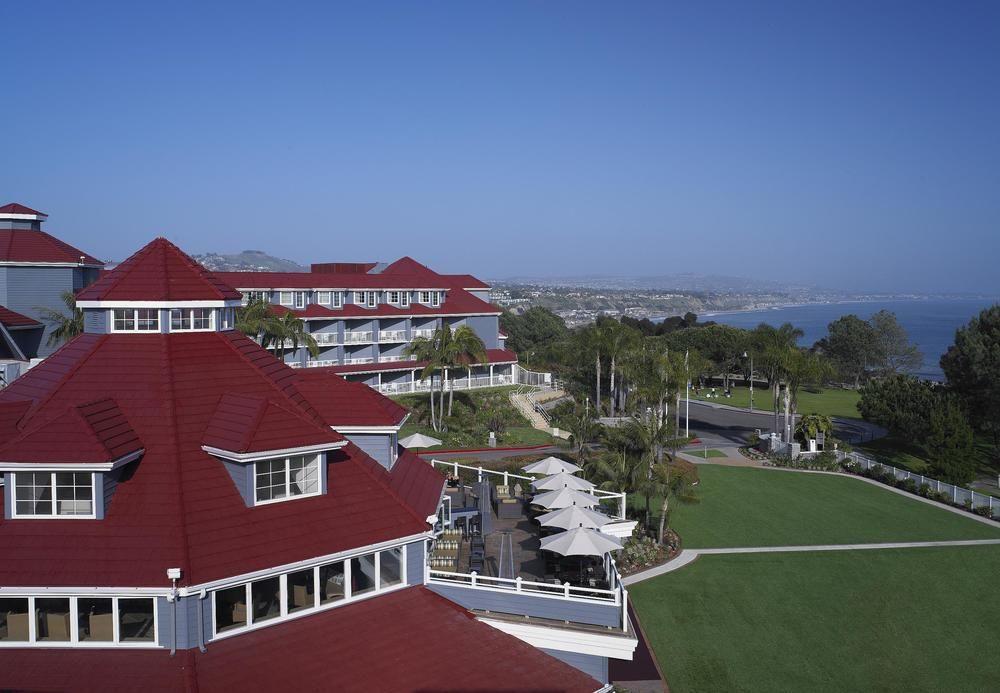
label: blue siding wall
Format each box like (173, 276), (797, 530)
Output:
(344, 432), (395, 470)
(465, 315), (499, 349)
(3, 266), (77, 357)
(406, 539), (426, 584)
(541, 648), (609, 684)
(426, 583), (621, 628)
(83, 308), (107, 334)
(220, 459), (254, 505)
(0, 267), (6, 305)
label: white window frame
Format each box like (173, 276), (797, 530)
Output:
(317, 291), (331, 305)
(110, 308), (160, 333)
(169, 308), (215, 332)
(354, 291), (365, 305)
(294, 292), (307, 309)
(431, 291), (441, 307)
(367, 292), (378, 308)
(11, 472), (98, 519)
(253, 455), (321, 506)
(279, 292), (293, 306)
(400, 292), (410, 308)
(419, 291), (431, 304)
(0, 595), (158, 648)
(387, 291), (400, 305)
(332, 291), (343, 308)
(208, 545), (408, 641)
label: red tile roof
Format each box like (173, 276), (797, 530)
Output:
(294, 370), (409, 427)
(202, 391), (344, 454)
(445, 272), (491, 289)
(379, 255), (437, 277)
(0, 587), (601, 693)
(76, 237), (242, 302)
(0, 202), (46, 216)
(382, 448), (446, 520)
(0, 304), (41, 328)
(0, 228), (102, 265)
(0, 398), (142, 464)
(0, 331), (431, 586)
(216, 269), (450, 290)
(322, 347), (518, 375)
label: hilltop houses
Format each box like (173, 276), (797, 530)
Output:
(0, 217), (633, 691)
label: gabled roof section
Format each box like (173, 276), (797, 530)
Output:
(202, 392), (344, 457)
(0, 229), (102, 265)
(0, 202), (47, 217)
(294, 370), (408, 427)
(384, 449), (446, 520)
(0, 305), (42, 328)
(76, 237), (242, 302)
(380, 256), (437, 277)
(0, 398), (142, 465)
(0, 400), (31, 439)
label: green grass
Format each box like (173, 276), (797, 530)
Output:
(689, 448), (728, 459)
(857, 435), (932, 473)
(630, 546), (1000, 692)
(667, 465), (1000, 547)
(693, 384), (861, 419)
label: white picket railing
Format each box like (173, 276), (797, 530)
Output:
(412, 329), (435, 339)
(850, 453), (999, 519)
(379, 355), (408, 363)
(374, 374), (513, 396)
(378, 330), (407, 342)
(312, 332), (340, 345)
(343, 331), (374, 344)
(343, 357), (375, 365)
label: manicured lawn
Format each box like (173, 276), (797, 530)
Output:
(630, 546), (1000, 692)
(858, 435), (931, 473)
(694, 385), (861, 419)
(668, 465), (1000, 547)
(688, 448), (728, 459)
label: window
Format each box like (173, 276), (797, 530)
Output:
(387, 291), (400, 305)
(112, 308), (159, 332)
(317, 291), (331, 305)
(294, 292), (306, 309)
(431, 291), (441, 307)
(171, 308), (213, 331)
(170, 308), (191, 331)
(332, 291), (343, 308)
(367, 292), (378, 308)
(253, 455), (320, 505)
(210, 546), (406, 638)
(419, 291), (431, 304)
(244, 291), (269, 305)
(13, 472), (94, 518)
(0, 596), (156, 646)
(354, 291), (365, 305)
(279, 292), (293, 306)
(400, 292), (410, 307)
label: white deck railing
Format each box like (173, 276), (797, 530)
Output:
(378, 330), (407, 342)
(412, 329), (435, 339)
(312, 333), (339, 345)
(343, 331), (374, 344)
(378, 355), (408, 363)
(373, 374), (512, 396)
(343, 357), (375, 365)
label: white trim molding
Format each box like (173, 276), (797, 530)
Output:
(478, 617), (638, 661)
(0, 449), (144, 473)
(201, 441), (346, 463)
(76, 300), (242, 309)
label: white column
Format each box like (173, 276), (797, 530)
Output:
(489, 364), (494, 386)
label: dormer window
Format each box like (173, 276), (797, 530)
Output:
(170, 308), (214, 331)
(431, 291), (441, 307)
(12, 471), (95, 518)
(387, 291), (400, 305)
(317, 291), (331, 305)
(253, 454), (320, 505)
(112, 308), (159, 332)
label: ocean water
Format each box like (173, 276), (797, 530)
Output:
(698, 298), (998, 380)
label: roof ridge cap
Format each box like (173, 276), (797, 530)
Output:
(162, 334), (196, 585)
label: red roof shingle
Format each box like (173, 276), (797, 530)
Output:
(202, 391), (344, 454)
(0, 228), (102, 265)
(0, 202), (46, 216)
(76, 237), (242, 302)
(0, 304), (42, 328)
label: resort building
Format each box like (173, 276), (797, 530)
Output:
(0, 237), (630, 691)
(215, 257), (550, 394)
(0, 203), (104, 379)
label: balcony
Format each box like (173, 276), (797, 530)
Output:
(378, 330), (407, 343)
(311, 332), (340, 346)
(378, 355), (408, 363)
(374, 374), (511, 395)
(343, 356), (375, 365)
(412, 329), (435, 339)
(343, 331), (374, 344)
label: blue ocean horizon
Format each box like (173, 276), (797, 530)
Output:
(685, 298), (998, 381)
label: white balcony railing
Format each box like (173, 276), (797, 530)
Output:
(379, 355), (407, 363)
(305, 359), (340, 368)
(343, 357), (375, 365)
(311, 332), (340, 345)
(378, 330), (407, 342)
(343, 331), (374, 344)
(412, 329), (435, 339)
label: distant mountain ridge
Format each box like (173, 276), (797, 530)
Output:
(192, 250), (307, 273)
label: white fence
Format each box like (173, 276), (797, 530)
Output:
(850, 453), (999, 519)
(514, 365), (552, 387)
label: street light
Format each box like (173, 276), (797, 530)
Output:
(743, 351), (753, 413)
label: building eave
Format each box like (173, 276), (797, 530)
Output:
(201, 440), (347, 463)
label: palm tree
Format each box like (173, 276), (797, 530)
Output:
(650, 460), (698, 544)
(622, 412), (673, 530)
(35, 290), (83, 347)
(444, 325), (487, 417)
(753, 323), (805, 436)
(269, 312), (319, 362)
(235, 298), (274, 342)
(601, 320), (640, 417)
(782, 349), (833, 442)
(405, 331), (446, 432)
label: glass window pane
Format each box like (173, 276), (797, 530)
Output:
(55, 472), (93, 516)
(78, 597), (114, 642)
(0, 598), (29, 642)
(380, 547), (403, 588)
(137, 309), (159, 331)
(113, 309), (134, 331)
(14, 472), (53, 516)
(255, 459), (287, 503)
(118, 598), (154, 642)
(286, 569), (315, 613)
(192, 308), (211, 330)
(251, 577), (281, 624)
(351, 554), (376, 597)
(36, 597), (71, 642)
(319, 562), (345, 604)
(215, 585), (247, 633)
(289, 455), (319, 496)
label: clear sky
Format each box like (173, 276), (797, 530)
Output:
(2, 1), (998, 293)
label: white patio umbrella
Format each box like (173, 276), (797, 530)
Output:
(536, 505), (611, 530)
(532, 472), (596, 492)
(531, 487), (599, 510)
(523, 456), (582, 475)
(399, 433), (443, 449)
(539, 526), (623, 556)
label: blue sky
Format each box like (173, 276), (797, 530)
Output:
(2, 1), (998, 293)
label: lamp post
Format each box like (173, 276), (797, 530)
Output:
(743, 351), (753, 413)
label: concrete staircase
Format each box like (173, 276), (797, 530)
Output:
(510, 387), (572, 440)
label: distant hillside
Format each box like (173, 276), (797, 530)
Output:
(193, 250), (307, 273)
